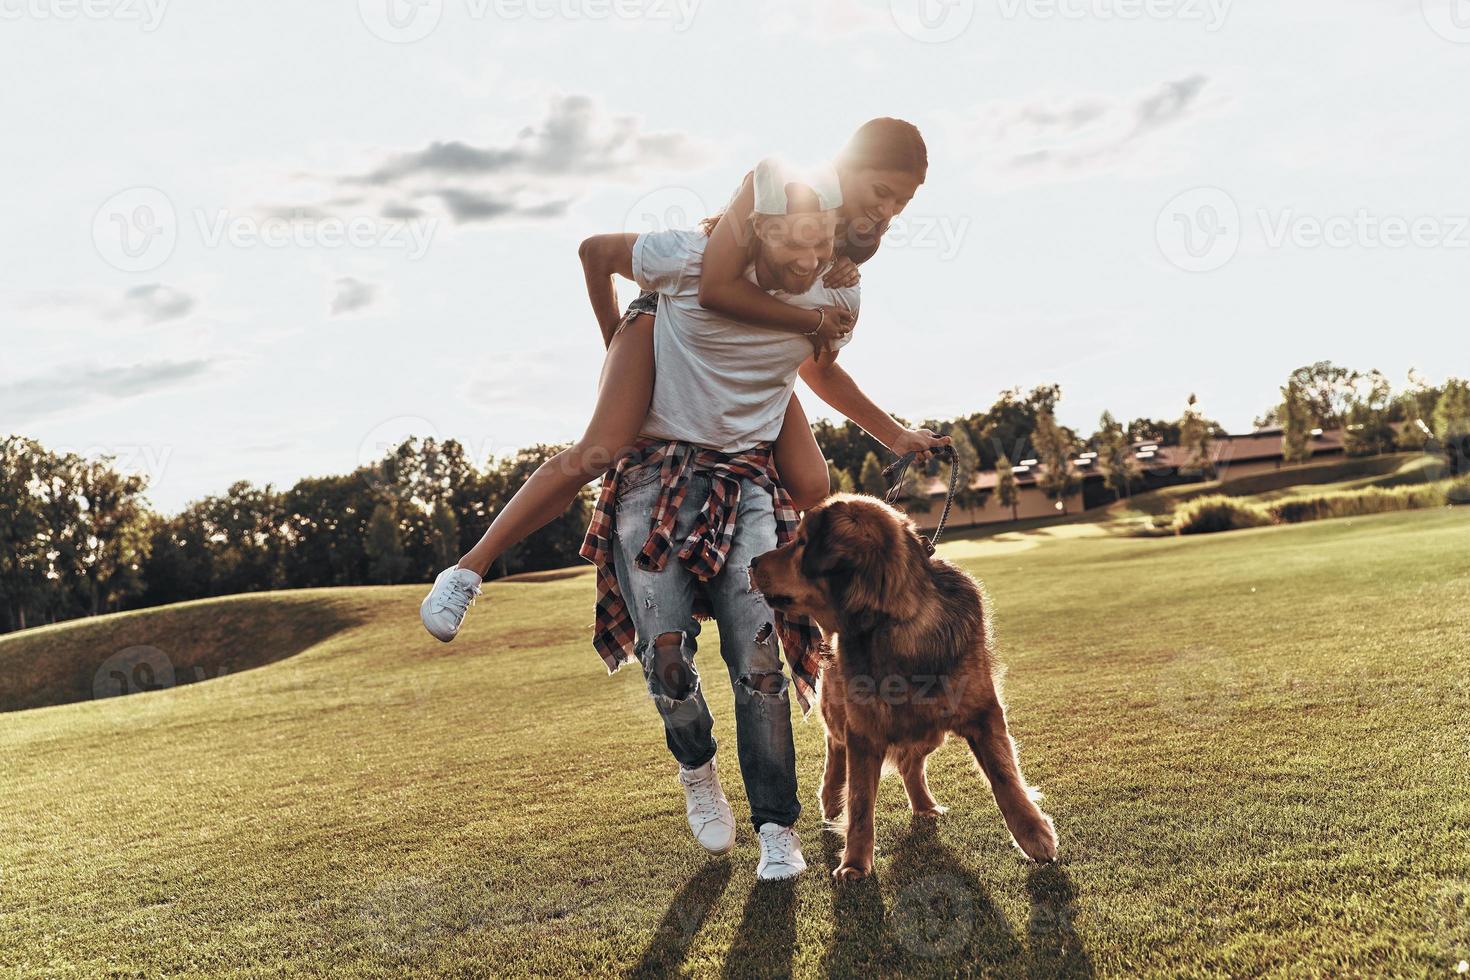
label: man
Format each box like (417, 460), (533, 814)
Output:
(576, 159), (947, 881)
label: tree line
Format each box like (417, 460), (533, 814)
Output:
(2, 362), (1465, 635)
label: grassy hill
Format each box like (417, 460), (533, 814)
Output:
(2, 507), (1469, 977)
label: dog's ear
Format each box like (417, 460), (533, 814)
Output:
(799, 506), (844, 578)
(820, 501), (903, 634)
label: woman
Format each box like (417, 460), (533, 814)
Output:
(422, 118), (941, 641)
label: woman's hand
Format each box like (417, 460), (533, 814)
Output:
(892, 428), (952, 461)
(808, 304), (856, 354)
(823, 256), (861, 289)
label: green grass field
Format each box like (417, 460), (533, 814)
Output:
(3, 505), (1469, 978)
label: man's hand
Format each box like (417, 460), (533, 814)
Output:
(808, 304), (856, 355)
(892, 428), (951, 462)
(822, 256), (861, 289)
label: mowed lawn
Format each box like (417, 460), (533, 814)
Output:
(3, 507), (1469, 978)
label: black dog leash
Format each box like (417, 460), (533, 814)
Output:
(882, 445), (959, 556)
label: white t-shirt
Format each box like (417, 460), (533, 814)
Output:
(631, 228), (858, 454)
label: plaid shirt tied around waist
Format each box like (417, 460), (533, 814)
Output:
(579, 438), (824, 713)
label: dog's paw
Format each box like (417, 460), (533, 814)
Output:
(910, 802), (948, 818)
(1012, 811), (1058, 864)
(833, 861), (872, 882)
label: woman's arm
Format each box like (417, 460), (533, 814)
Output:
(798, 354), (951, 458)
(698, 173), (854, 348)
(578, 233), (639, 349)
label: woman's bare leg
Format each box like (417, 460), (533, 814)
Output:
(456, 314), (654, 577)
(774, 392), (831, 512)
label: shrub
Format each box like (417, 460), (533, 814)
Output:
(1173, 495), (1274, 535)
(1267, 483), (1455, 524)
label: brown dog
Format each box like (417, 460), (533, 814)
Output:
(749, 493), (1057, 880)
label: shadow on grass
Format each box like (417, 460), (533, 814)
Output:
(626, 859), (733, 979)
(820, 818), (1093, 979)
(722, 877), (797, 979)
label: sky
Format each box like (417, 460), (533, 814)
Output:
(2, 0), (1467, 514)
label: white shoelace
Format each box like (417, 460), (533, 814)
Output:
(685, 771), (722, 826)
(440, 576), (479, 615)
(760, 826), (796, 864)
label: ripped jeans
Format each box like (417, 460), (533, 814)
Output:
(611, 465), (800, 831)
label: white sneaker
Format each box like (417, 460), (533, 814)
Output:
(419, 565), (482, 642)
(756, 823), (807, 881)
(678, 758), (735, 855)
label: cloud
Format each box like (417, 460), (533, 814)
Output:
(961, 75), (1213, 186)
(330, 277), (378, 316)
(261, 96), (704, 229)
(121, 283), (195, 323)
(0, 359), (213, 424)
(15, 284), (196, 324)
(350, 95), (701, 187)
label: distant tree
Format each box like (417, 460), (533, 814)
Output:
(1094, 411), (1138, 500)
(858, 452), (887, 496)
(1433, 378), (1470, 476)
(1126, 418), (1181, 446)
(1343, 370), (1396, 457)
(1178, 394), (1217, 479)
(971, 384), (1061, 469)
(429, 499), (461, 570)
(1280, 378), (1315, 465)
(365, 502), (409, 585)
(996, 456), (1020, 521)
(826, 460), (855, 496)
(0, 437), (48, 631)
(71, 459), (152, 616)
(1032, 409), (1080, 514)
(1260, 361), (1359, 431)
(943, 425), (983, 510)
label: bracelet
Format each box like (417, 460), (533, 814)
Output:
(803, 307), (825, 338)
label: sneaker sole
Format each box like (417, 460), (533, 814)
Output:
(419, 601), (459, 643)
(756, 865), (806, 881)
